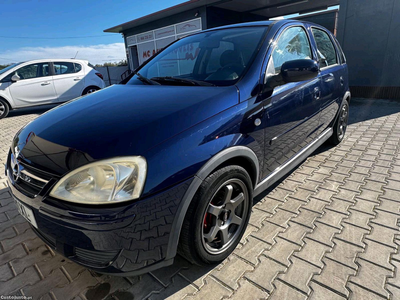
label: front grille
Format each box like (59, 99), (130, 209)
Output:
(7, 152), (52, 198)
(74, 248), (120, 268)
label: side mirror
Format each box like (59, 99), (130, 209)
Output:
(281, 59), (319, 83)
(11, 74), (21, 82)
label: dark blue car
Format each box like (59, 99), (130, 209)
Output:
(6, 20), (350, 275)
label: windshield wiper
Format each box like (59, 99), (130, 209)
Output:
(150, 76), (215, 86)
(135, 72), (160, 85)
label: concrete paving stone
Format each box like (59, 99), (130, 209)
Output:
(326, 173), (347, 183)
(267, 209), (295, 228)
(371, 209), (399, 230)
(10, 245), (52, 275)
(349, 259), (392, 299)
(386, 284), (400, 300)
(257, 198), (282, 214)
(298, 166), (317, 176)
(357, 189), (382, 203)
(150, 274), (198, 300)
(186, 276), (232, 299)
(279, 197), (305, 214)
(355, 160), (374, 168)
(361, 180), (386, 192)
(211, 255), (253, 290)
(366, 223), (399, 249)
(179, 264), (215, 290)
(359, 240), (395, 271)
(278, 221), (312, 246)
(295, 238), (330, 268)
(278, 256), (320, 295)
(22, 268), (70, 299)
(0, 244), (27, 266)
(0, 266), (41, 295)
(249, 207), (271, 228)
(263, 237), (301, 267)
(385, 257), (400, 288)
(292, 209), (321, 229)
(328, 198), (353, 215)
(352, 198), (378, 215)
(244, 256), (286, 293)
(269, 279), (307, 300)
(313, 190), (337, 202)
(234, 235), (271, 266)
(23, 237), (46, 253)
(0, 215), (27, 234)
(0, 262), (13, 281)
(307, 222), (339, 247)
(318, 181), (342, 193)
(381, 188), (400, 202)
(385, 179), (400, 191)
(347, 282), (385, 300)
(150, 256), (192, 287)
(308, 172), (332, 184)
(346, 173), (368, 184)
(251, 221), (285, 245)
(241, 223), (258, 242)
(318, 209), (346, 229)
(326, 239), (360, 269)
(52, 270), (100, 300)
(289, 172), (309, 183)
(335, 223), (369, 249)
(376, 198), (400, 215)
(308, 281), (346, 300)
(371, 166), (391, 175)
(0, 226), (17, 241)
(268, 187), (291, 202)
(1, 229), (38, 252)
(290, 188), (314, 202)
(334, 189), (359, 202)
(229, 279), (268, 300)
(279, 179), (304, 193)
(303, 197), (329, 214)
(313, 258), (356, 297)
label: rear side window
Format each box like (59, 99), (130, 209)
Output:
(53, 62), (77, 75)
(269, 26), (312, 74)
(74, 63), (82, 73)
(312, 28), (337, 68)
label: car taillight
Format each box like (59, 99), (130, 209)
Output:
(95, 72), (103, 80)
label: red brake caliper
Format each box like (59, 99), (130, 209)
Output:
(204, 213), (212, 230)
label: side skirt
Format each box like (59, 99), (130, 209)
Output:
(254, 127), (333, 197)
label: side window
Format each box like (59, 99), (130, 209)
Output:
(74, 63), (82, 73)
(206, 41), (235, 73)
(15, 64), (40, 80)
(53, 62), (76, 75)
(312, 28), (337, 68)
(269, 26), (312, 75)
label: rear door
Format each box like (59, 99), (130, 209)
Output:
(310, 27), (343, 133)
(8, 62), (57, 107)
(260, 25), (322, 177)
(51, 61), (85, 102)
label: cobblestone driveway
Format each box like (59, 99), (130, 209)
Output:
(0, 99), (399, 300)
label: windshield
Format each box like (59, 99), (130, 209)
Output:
(128, 27), (267, 86)
(0, 62), (23, 76)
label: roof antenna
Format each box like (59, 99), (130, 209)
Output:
(73, 51), (79, 59)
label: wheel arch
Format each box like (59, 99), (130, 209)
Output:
(82, 85), (100, 95)
(165, 146), (259, 260)
(0, 96), (12, 110)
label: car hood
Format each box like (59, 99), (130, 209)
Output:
(13, 84), (239, 175)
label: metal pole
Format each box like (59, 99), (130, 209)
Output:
(106, 66), (111, 86)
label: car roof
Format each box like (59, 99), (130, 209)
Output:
(11, 58), (89, 65)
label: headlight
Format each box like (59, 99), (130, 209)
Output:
(49, 157), (147, 204)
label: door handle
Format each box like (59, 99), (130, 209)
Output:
(74, 78), (81, 81)
(41, 82), (50, 86)
(340, 76), (344, 86)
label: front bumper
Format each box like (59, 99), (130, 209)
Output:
(6, 169), (193, 275)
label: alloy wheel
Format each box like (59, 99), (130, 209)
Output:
(201, 178), (249, 254)
(0, 102), (5, 117)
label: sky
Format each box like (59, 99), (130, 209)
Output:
(0, 0), (187, 65)
(0, 1), (339, 65)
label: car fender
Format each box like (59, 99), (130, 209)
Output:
(164, 145), (259, 260)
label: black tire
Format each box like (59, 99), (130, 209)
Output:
(82, 86), (99, 95)
(329, 99), (349, 145)
(0, 98), (10, 119)
(179, 165), (253, 265)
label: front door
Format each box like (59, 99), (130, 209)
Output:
(260, 26), (322, 177)
(9, 62), (57, 107)
(52, 61), (85, 102)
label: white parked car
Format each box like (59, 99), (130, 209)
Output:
(0, 59), (105, 118)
